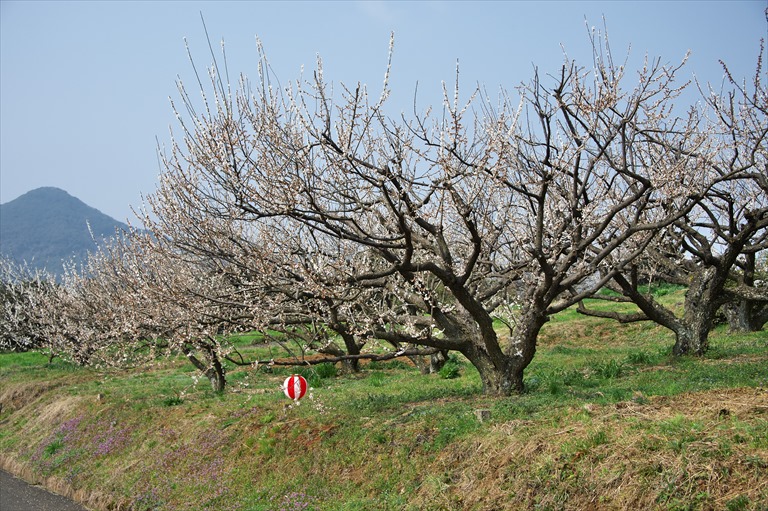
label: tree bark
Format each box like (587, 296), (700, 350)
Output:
(611, 268), (728, 357)
(725, 300), (768, 332)
(459, 307), (545, 396)
(183, 345), (226, 392)
(671, 324), (709, 356)
(408, 349), (450, 374)
(429, 350), (450, 373)
(205, 354), (226, 393)
(673, 267), (727, 355)
(726, 301), (755, 332)
(472, 355), (524, 396)
(339, 332), (362, 373)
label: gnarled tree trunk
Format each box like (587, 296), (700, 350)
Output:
(459, 307), (545, 396)
(724, 300), (768, 333)
(183, 345), (226, 392)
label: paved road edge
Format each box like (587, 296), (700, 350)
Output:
(1, 454), (124, 511)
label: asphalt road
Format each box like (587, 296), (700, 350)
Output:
(1, 470), (90, 511)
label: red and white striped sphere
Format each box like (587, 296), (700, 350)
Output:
(283, 374), (308, 401)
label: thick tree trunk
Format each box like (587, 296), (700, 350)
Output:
(205, 355), (226, 393)
(318, 333), (363, 373)
(408, 349), (449, 375)
(613, 268), (727, 357)
(408, 354), (431, 375)
(725, 301), (753, 333)
(341, 359), (358, 374)
(674, 267), (724, 355)
(461, 308), (544, 396)
(753, 304), (768, 332)
(670, 264), (750, 355)
(183, 345), (227, 392)
(328, 306), (363, 373)
(672, 324), (709, 356)
(339, 333), (362, 373)
(474, 357), (525, 396)
(429, 350), (450, 373)
(723, 252), (767, 332)
(725, 300), (768, 332)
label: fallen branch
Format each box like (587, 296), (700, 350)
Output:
(227, 346), (441, 368)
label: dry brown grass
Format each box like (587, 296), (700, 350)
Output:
(0, 380), (63, 413)
(414, 387), (768, 510)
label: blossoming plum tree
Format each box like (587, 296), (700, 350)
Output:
(0, 257), (55, 353)
(579, 43), (768, 354)
(147, 31), (708, 396)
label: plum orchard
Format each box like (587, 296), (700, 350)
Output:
(141, 29), (766, 396)
(4, 31), (764, 396)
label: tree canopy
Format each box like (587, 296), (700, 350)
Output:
(2, 31), (765, 397)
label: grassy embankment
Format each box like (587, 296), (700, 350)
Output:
(0, 287), (766, 510)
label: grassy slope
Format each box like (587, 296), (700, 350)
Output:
(0, 291), (766, 511)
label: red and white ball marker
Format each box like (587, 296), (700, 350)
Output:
(283, 374), (308, 401)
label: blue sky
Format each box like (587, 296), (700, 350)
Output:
(1, 0), (765, 223)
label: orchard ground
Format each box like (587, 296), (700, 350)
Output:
(0, 289), (766, 510)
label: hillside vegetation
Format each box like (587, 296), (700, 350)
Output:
(0, 187), (128, 275)
(0, 290), (766, 511)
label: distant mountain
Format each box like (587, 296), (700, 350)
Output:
(0, 187), (129, 275)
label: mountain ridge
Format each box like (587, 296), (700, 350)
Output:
(0, 187), (129, 275)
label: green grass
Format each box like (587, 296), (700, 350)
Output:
(1, 296), (766, 510)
